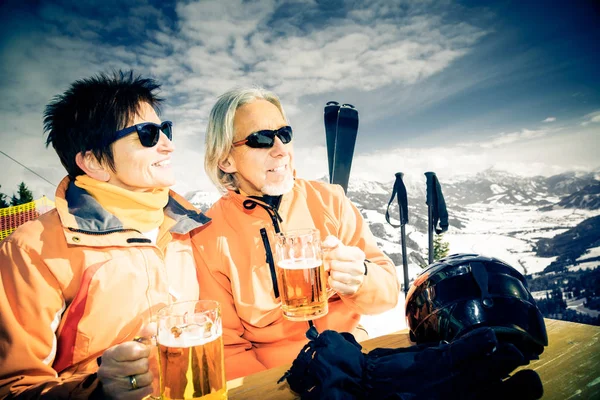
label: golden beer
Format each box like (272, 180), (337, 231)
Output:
(157, 300), (227, 400)
(158, 335), (226, 400)
(276, 258), (328, 321)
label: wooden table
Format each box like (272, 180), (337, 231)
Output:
(227, 319), (600, 399)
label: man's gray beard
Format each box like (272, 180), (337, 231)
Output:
(261, 174), (295, 196)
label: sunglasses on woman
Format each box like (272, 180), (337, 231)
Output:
(110, 121), (173, 148)
(232, 126), (293, 149)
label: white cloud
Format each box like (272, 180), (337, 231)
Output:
(475, 128), (549, 148)
(581, 110), (600, 126)
(176, 0), (276, 46)
(542, 117), (556, 123)
(167, 0), (487, 101)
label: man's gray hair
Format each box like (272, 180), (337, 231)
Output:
(204, 86), (287, 193)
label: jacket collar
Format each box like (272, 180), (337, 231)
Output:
(225, 188), (287, 211)
(224, 180), (306, 224)
(55, 176), (210, 235)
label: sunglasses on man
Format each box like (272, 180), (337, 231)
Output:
(110, 121), (173, 148)
(232, 126), (293, 149)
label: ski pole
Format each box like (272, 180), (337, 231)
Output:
(386, 172), (409, 295)
(425, 172), (435, 264)
(424, 172), (449, 264)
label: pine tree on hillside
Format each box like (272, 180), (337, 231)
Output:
(433, 233), (450, 261)
(10, 182), (34, 206)
(0, 185), (9, 208)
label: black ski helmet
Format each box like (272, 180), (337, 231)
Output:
(405, 253), (548, 356)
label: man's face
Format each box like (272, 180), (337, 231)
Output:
(105, 102), (176, 192)
(223, 99), (294, 196)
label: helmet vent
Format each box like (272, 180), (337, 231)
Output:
(470, 262), (494, 308)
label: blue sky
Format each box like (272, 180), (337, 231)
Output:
(0, 0), (598, 199)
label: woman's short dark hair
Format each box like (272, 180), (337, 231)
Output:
(44, 70), (163, 177)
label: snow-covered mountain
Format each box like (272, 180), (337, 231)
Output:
(535, 215), (600, 271)
(436, 169), (599, 207)
(186, 190), (222, 212)
(186, 169), (600, 281)
(540, 182), (600, 211)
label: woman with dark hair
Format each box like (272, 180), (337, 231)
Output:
(0, 71), (209, 399)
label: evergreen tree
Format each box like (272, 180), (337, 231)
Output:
(433, 233), (450, 261)
(10, 182), (34, 206)
(0, 185), (8, 208)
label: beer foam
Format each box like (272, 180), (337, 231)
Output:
(277, 258), (321, 270)
(157, 328), (222, 348)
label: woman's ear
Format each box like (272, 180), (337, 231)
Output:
(218, 155), (237, 174)
(75, 151), (110, 182)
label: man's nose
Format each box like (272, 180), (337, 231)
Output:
(269, 136), (289, 156)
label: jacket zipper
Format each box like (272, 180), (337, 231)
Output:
(68, 227), (152, 243)
(260, 228), (280, 299)
(68, 227), (140, 235)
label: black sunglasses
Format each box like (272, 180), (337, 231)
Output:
(232, 126), (293, 149)
(110, 121), (173, 148)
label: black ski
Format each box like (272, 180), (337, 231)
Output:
(331, 104), (359, 193)
(324, 101), (340, 183)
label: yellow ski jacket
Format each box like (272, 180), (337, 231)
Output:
(0, 177), (209, 398)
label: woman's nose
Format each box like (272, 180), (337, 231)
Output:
(157, 132), (175, 152)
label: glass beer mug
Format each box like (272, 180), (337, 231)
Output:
(156, 300), (227, 400)
(274, 228), (328, 321)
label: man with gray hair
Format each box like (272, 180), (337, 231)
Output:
(193, 87), (400, 380)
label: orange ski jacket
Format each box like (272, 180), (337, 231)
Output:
(0, 177), (209, 399)
(192, 179), (399, 380)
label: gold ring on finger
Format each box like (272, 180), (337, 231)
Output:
(129, 375), (139, 390)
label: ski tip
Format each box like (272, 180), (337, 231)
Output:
(341, 103), (355, 109)
(326, 101), (339, 106)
